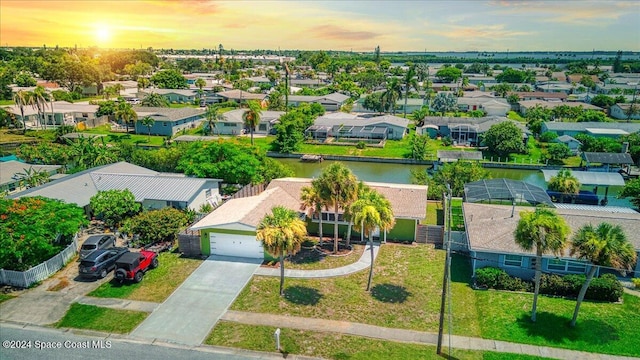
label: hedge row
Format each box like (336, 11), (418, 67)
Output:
(475, 267), (623, 302)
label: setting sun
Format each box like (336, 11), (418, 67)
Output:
(95, 25), (111, 44)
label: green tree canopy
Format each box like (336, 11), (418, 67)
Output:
(150, 69), (188, 89)
(483, 121), (525, 157)
(619, 178), (640, 209)
(412, 161), (490, 200)
(547, 169), (580, 195)
(122, 207), (189, 246)
(89, 189), (141, 228)
(435, 67), (462, 83)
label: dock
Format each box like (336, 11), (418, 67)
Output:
(300, 154), (323, 162)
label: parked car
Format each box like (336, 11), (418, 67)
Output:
(79, 234), (116, 260)
(78, 247), (129, 279)
(114, 250), (158, 283)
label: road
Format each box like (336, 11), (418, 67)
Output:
(0, 323), (292, 360)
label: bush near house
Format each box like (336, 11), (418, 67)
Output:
(475, 267), (623, 302)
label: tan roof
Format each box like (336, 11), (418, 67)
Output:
(190, 187), (301, 230)
(464, 203), (640, 255)
(267, 178), (427, 219)
(519, 100), (602, 111)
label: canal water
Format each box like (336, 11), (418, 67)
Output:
(277, 158), (631, 207)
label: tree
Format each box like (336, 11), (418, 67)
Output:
(90, 189), (141, 228)
(115, 101), (138, 133)
(15, 167), (50, 189)
(313, 163), (358, 253)
(411, 106), (430, 127)
(619, 178), (640, 209)
(256, 206), (307, 296)
(408, 133), (430, 160)
(349, 188), (395, 291)
(491, 83), (513, 97)
(242, 100), (262, 145)
(577, 110), (608, 122)
(28, 86), (50, 129)
(590, 94), (616, 109)
(141, 116), (155, 140)
(382, 78), (402, 114)
(569, 223), (636, 327)
(122, 207), (189, 246)
(412, 161), (490, 200)
(514, 207), (570, 322)
(13, 90), (29, 134)
(403, 66), (418, 118)
(482, 121), (525, 156)
(15, 73), (36, 87)
(194, 78), (207, 100)
(496, 68), (534, 83)
(150, 69), (188, 89)
(545, 143), (572, 164)
(547, 169), (580, 201)
(141, 92), (170, 107)
(507, 93), (521, 105)
(435, 67), (462, 83)
(362, 92), (385, 113)
(205, 105), (224, 135)
(431, 92), (457, 115)
(300, 184), (326, 245)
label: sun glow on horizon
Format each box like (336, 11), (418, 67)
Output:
(95, 25), (111, 44)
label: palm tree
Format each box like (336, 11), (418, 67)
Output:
(13, 90), (29, 134)
(411, 106), (430, 127)
(403, 66), (418, 118)
(141, 116), (155, 140)
(115, 101), (138, 133)
(569, 223), (636, 327)
(141, 92), (170, 107)
(313, 163), (359, 254)
(195, 78), (207, 101)
(300, 184), (325, 245)
(547, 169), (580, 203)
(256, 206), (307, 296)
(205, 105), (224, 136)
(514, 207), (570, 322)
(242, 100), (262, 145)
(16, 167), (50, 189)
(350, 188), (395, 291)
(28, 86), (49, 129)
(382, 78), (402, 114)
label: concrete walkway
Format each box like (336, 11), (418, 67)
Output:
(77, 296), (159, 313)
(130, 256), (261, 346)
(221, 311), (638, 360)
(254, 243), (380, 278)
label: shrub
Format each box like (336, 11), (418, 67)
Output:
(540, 274), (570, 296)
(356, 141), (367, 149)
(586, 274), (623, 302)
(539, 131), (559, 143)
(475, 267), (504, 288)
(632, 278), (640, 289)
(441, 136), (453, 146)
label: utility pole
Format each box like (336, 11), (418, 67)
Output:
(436, 185), (452, 355)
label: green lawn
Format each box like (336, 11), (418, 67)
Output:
(426, 200), (442, 225)
(0, 294), (15, 304)
(56, 303), (147, 334)
(283, 244), (365, 270)
(80, 125), (166, 146)
(507, 111), (525, 122)
(88, 251), (202, 303)
(206, 322), (552, 360)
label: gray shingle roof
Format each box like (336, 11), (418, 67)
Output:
(134, 107), (205, 121)
(543, 121), (640, 133)
(582, 152), (634, 165)
(222, 109), (284, 124)
(314, 114), (409, 129)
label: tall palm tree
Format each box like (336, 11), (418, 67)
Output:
(300, 184), (325, 245)
(141, 92), (170, 107)
(382, 78), (402, 115)
(514, 207), (570, 322)
(256, 206), (307, 296)
(115, 101), (138, 133)
(28, 86), (49, 129)
(13, 90), (29, 134)
(195, 78), (207, 99)
(569, 223), (636, 327)
(547, 169), (580, 203)
(350, 188), (395, 291)
(242, 100), (262, 145)
(411, 106), (430, 128)
(141, 116), (155, 140)
(403, 66), (419, 118)
(313, 163), (359, 254)
(205, 105), (224, 136)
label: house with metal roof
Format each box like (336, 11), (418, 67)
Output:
(462, 202), (640, 279)
(132, 107), (206, 136)
(0, 161), (63, 194)
(8, 162), (222, 215)
(610, 103), (640, 120)
(417, 116), (528, 146)
(138, 89), (198, 104)
(3, 101), (103, 129)
(207, 89), (267, 105)
(306, 113), (410, 141)
(212, 109), (284, 135)
(553, 135), (582, 154)
(190, 177), (427, 258)
(288, 92), (350, 111)
(541, 121), (640, 139)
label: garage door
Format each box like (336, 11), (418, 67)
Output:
(209, 233), (264, 259)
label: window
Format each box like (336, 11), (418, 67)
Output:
(258, 124), (267, 131)
(504, 255), (523, 267)
(163, 123), (168, 127)
(223, 123), (236, 127)
(205, 189), (211, 198)
(547, 259), (587, 273)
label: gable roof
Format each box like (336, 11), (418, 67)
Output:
(0, 161), (62, 186)
(134, 107), (205, 121)
(554, 135), (581, 144)
(222, 109), (284, 124)
(215, 89), (267, 101)
(543, 121), (640, 133)
(140, 89), (197, 96)
(437, 151), (483, 162)
(313, 114), (410, 129)
(582, 152), (634, 165)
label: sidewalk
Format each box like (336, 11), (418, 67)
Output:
(221, 311), (639, 360)
(254, 243), (380, 278)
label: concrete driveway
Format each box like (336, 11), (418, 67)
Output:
(130, 255), (261, 346)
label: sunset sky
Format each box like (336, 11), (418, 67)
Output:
(1, 0), (639, 51)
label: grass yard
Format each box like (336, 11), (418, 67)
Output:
(56, 303), (147, 334)
(282, 244), (365, 270)
(206, 322), (551, 360)
(0, 293), (15, 304)
(426, 200), (443, 225)
(80, 126), (166, 146)
(88, 250), (202, 303)
(232, 244), (480, 335)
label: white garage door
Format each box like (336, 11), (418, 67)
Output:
(209, 233), (264, 259)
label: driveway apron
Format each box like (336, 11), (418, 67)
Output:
(130, 255), (261, 346)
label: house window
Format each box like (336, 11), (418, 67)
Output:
(504, 255), (523, 267)
(547, 259), (587, 273)
(205, 189), (211, 198)
(223, 123), (235, 127)
(82, 113), (88, 118)
(258, 124), (267, 131)
(163, 123), (168, 127)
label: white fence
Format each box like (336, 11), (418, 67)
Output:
(0, 234), (79, 288)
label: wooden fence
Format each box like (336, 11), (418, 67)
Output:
(0, 234), (79, 288)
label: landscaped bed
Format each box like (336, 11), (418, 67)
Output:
(56, 303), (147, 334)
(230, 244), (640, 357)
(271, 243), (365, 271)
(205, 321), (552, 360)
(88, 250), (202, 303)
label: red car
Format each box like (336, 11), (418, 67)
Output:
(113, 250), (158, 283)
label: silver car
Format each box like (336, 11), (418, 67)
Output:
(79, 234), (116, 260)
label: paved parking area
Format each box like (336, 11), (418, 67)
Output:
(130, 255), (261, 346)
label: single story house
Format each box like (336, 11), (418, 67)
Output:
(0, 161), (63, 194)
(462, 202), (640, 278)
(417, 116), (528, 146)
(288, 92), (350, 111)
(457, 97), (510, 116)
(507, 91), (568, 102)
(518, 100), (603, 116)
(4, 101), (103, 129)
(138, 89), (198, 104)
(290, 78), (327, 88)
(541, 121), (640, 139)
(595, 82), (639, 95)
(534, 82), (574, 94)
(394, 98), (427, 115)
(306, 113), (410, 141)
(190, 178), (428, 258)
(102, 80), (139, 97)
(211, 109), (284, 135)
(208, 90), (267, 105)
(8, 161), (222, 215)
(133, 107), (206, 136)
(610, 103), (640, 120)
(553, 135), (582, 154)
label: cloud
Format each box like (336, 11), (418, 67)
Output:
(433, 24), (533, 40)
(309, 25), (381, 41)
(488, 0), (633, 25)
